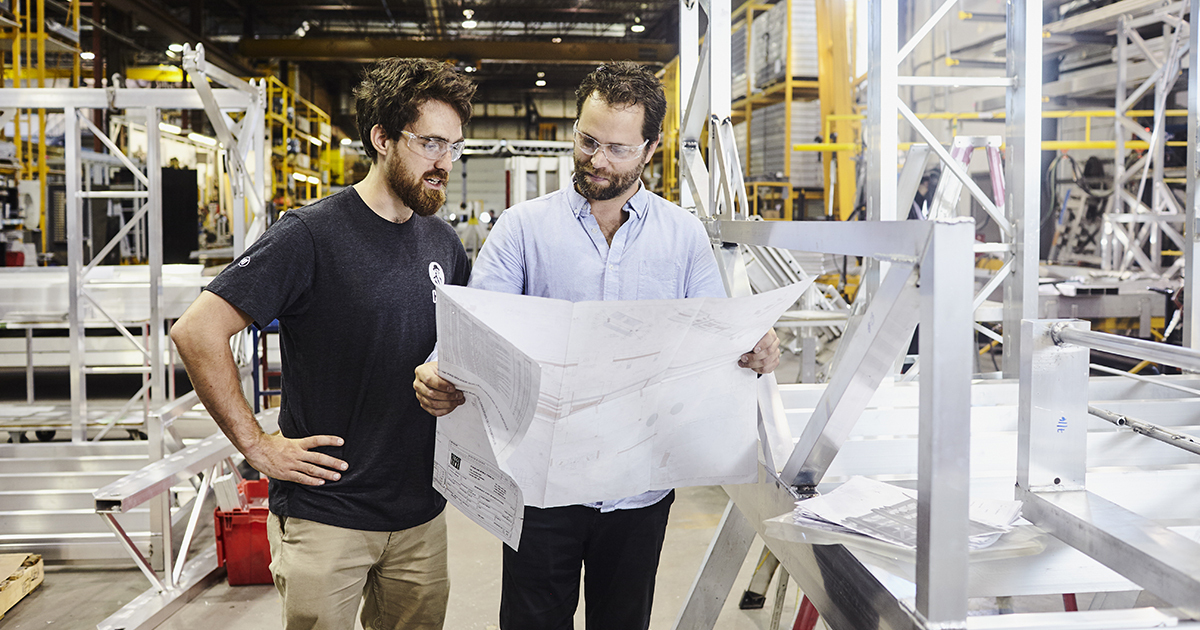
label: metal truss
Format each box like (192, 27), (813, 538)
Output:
(865, 0), (1041, 378)
(0, 77), (262, 444)
(1104, 8), (1190, 278)
(1105, 8), (1191, 279)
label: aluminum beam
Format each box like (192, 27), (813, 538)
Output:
(915, 219), (974, 625)
(780, 261), (920, 486)
(1019, 489), (1200, 618)
(1002, 0), (1043, 377)
(716, 219), (933, 261)
(0, 89), (250, 110)
(1185, 0), (1200, 350)
(670, 499), (757, 630)
(94, 409), (277, 513)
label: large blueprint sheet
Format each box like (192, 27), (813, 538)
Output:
(431, 281), (810, 547)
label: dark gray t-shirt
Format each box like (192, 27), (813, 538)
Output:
(204, 187), (470, 531)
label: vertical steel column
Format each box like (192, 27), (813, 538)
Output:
(146, 108), (165, 408)
(1001, 0), (1042, 377)
(252, 81), (267, 250)
(1185, 0), (1200, 350)
(1110, 18), (1128, 273)
(707, 0), (731, 219)
(865, 0), (898, 223)
(679, 0), (698, 213)
(863, 0), (898, 304)
(65, 105), (87, 443)
(915, 219), (973, 625)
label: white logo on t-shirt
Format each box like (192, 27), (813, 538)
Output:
(429, 261), (445, 304)
(238, 256), (251, 267)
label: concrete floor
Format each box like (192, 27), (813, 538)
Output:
(2, 486), (811, 630)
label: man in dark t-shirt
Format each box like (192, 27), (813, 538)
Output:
(171, 58), (475, 630)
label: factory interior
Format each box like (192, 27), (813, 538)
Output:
(2, 0), (1200, 628)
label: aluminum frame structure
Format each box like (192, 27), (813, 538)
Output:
(93, 402), (278, 630)
(1019, 320), (1200, 618)
(0, 76), (262, 444)
(865, 0), (1041, 378)
(1104, 8), (1191, 278)
(674, 1), (978, 627)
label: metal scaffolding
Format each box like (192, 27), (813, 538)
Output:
(673, 0), (1200, 628)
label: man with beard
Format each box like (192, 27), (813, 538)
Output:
(170, 57), (474, 630)
(413, 61), (780, 630)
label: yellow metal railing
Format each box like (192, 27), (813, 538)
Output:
(793, 109), (1190, 153)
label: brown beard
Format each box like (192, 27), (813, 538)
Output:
(573, 155), (644, 202)
(386, 152), (448, 217)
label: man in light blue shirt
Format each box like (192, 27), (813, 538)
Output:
(415, 61), (780, 630)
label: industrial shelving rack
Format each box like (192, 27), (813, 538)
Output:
(263, 75), (331, 210)
(730, 0), (819, 220)
(0, 0), (80, 257)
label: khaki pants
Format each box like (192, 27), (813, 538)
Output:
(267, 511), (450, 630)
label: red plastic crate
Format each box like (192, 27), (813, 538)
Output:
(214, 478), (273, 585)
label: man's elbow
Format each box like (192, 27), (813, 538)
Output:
(169, 314), (199, 357)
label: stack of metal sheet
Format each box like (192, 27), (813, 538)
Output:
(754, 0), (820, 91)
(732, 25), (749, 101)
(751, 100), (823, 188)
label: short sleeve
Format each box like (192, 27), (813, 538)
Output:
(204, 212), (316, 328)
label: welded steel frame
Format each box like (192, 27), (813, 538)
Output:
(1106, 9), (1191, 278)
(0, 83), (259, 444)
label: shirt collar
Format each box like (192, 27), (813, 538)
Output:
(568, 179), (650, 220)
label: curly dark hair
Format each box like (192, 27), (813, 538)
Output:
(354, 58), (476, 161)
(575, 61), (666, 143)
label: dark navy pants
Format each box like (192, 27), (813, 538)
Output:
(499, 491), (675, 630)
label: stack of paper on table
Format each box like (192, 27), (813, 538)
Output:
(791, 476), (1023, 551)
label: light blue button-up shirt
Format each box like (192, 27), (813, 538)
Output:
(469, 182), (727, 512)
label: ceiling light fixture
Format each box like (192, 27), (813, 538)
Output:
(188, 132), (217, 147)
(630, 16), (645, 33)
(307, 175), (320, 185)
(340, 137), (352, 146)
(462, 9), (477, 29)
(464, 65), (477, 73)
(537, 71), (545, 78)
(551, 37), (562, 43)
(158, 122), (182, 135)
(168, 43), (184, 52)
(535, 79), (546, 87)
(80, 51), (95, 60)
(165, 49), (177, 58)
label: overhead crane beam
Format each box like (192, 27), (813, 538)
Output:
(238, 37), (677, 64)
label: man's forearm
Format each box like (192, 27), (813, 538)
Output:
(174, 331), (265, 456)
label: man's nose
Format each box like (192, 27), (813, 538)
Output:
(590, 148), (611, 169)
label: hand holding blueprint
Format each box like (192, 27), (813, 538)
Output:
(431, 280), (810, 547)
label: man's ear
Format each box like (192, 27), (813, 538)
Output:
(370, 124), (391, 158)
(644, 133), (662, 167)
